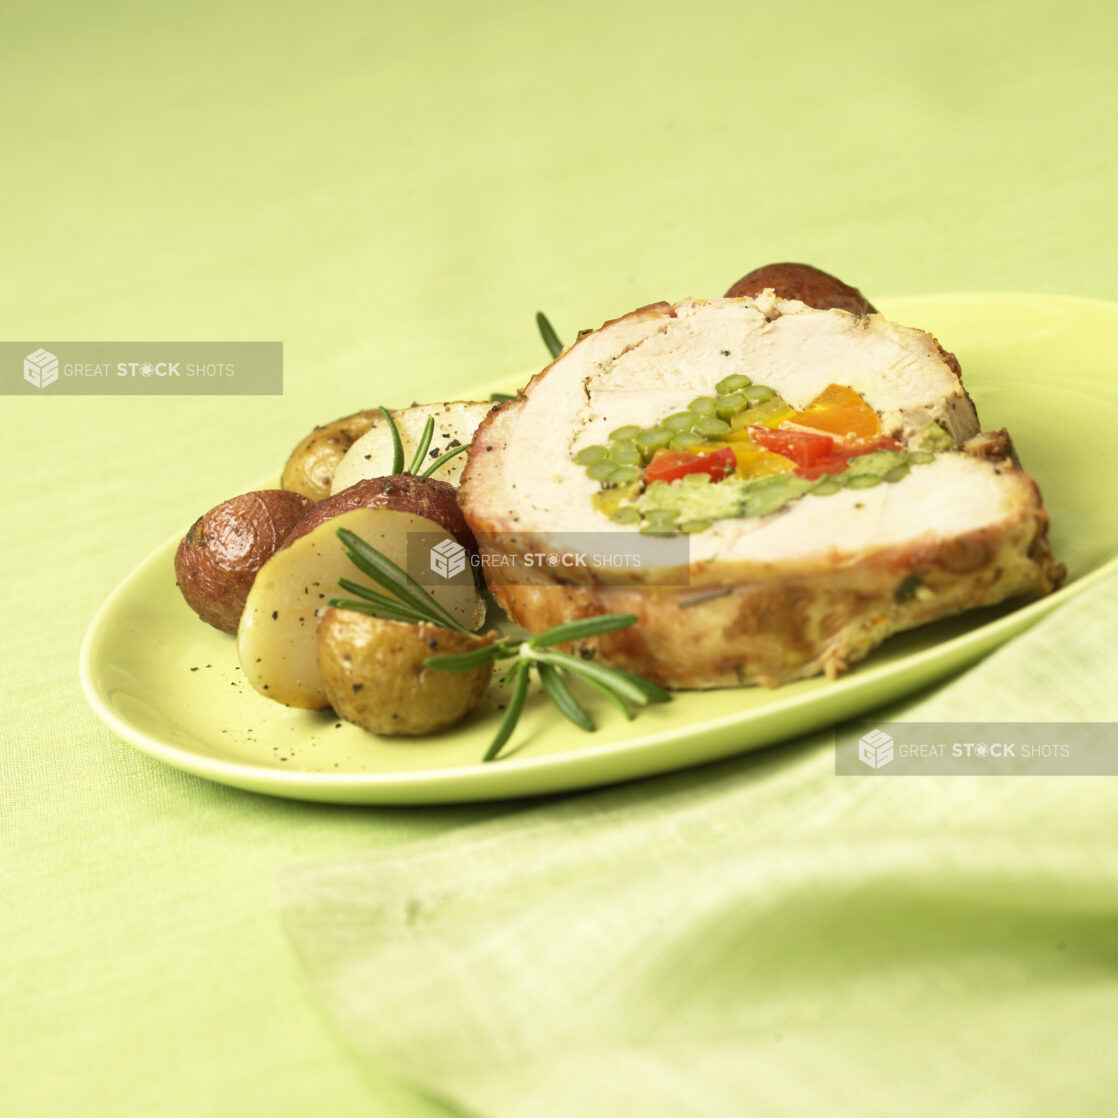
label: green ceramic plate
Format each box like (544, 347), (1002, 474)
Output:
(80, 294), (1118, 803)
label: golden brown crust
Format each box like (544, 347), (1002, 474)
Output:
(485, 503), (1064, 689)
(963, 427), (1017, 465)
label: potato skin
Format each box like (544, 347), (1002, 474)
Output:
(175, 489), (314, 633)
(317, 609), (494, 735)
(724, 262), (877, 315)
(283, 475), (478, 552)
(281, 409), (382, 501)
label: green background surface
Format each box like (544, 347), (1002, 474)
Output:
(2, 1), (1116, 1114)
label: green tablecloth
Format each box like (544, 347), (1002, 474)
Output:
(3, 2), (1116, 1114)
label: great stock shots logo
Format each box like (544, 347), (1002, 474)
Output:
(429, 539), (468, 579)
(1, 341), (282, 395)
(835, 721), (1118, 776)
(23, 348), (58, 389)
(858, 728), (895, 769)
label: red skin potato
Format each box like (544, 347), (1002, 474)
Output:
(281, 475), (478, 552)
(725, 262), (878, 315)
(175, 489), (314, 633)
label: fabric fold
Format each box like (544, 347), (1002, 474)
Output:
(279, 571), (1118, 1118)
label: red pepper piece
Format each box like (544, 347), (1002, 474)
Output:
(793, 457), (851, 480)
(644, 446), (737, 484)
(747, 426), (836, 466)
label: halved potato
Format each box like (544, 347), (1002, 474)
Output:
(284, 475), (476, 551)
(318, 609), (495, 735)
(281, 408), (382, 501)
(238, 507), (486, 709)
(330, 401), (493, 493)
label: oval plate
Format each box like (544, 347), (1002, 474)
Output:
(80, 294), (1118, 803)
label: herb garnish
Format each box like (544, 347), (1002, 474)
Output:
(377, 405), (470, 478)
(536, 310), (564, 359)
(326, 528), (670, 761)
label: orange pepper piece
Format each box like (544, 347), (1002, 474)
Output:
(789, 383), (881, 443)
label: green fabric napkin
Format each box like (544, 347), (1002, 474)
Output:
(279, 573), (1118, 1118)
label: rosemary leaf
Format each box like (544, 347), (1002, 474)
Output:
(679, 588), (731, 609)
(337, 577), (407, 607)
(407, 416), (435, 476)
(532, 649), (651, 707)
(536, 311), (564, 359)
(528, 612), (637, 649)
(325, 597), (430, 624)
(334, 580), (440, 625)
(568, 671), (635, 721)
(422, 442), (469, 478)
(537, 662), (595, 732)
(336, 528), (465, 633)
(378, 405), (405, 475)
(484, 661), (531, 762)
(609, 669), (672, 703)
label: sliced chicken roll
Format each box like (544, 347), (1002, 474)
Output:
(458, 294), (1064, 688)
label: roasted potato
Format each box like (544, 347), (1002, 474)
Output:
(238, 506), (486, 709)
(725, 262), (877, 315)
(283, 475), (477, 551)
(330, 401), (492, 494)
(174, 489), (313, 633)
(318, 609), (494, 735)
(281, 408), (382, 501)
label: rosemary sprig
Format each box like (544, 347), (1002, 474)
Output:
(375, 406), (471, 479)
(422, 442), (469, 477)
(527, 613), (638, 648)
(379, 405), (405, 475)
(334, 527), (468, 633)
(537, 662), (595, 732)
(485, 662), (531, 762)
(407, 417), (435, 475)
(329, 529), (671, 762)
(530, 648), (652, 708)
(536, 310), (564, 358)
(465, 630), (670, 761)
